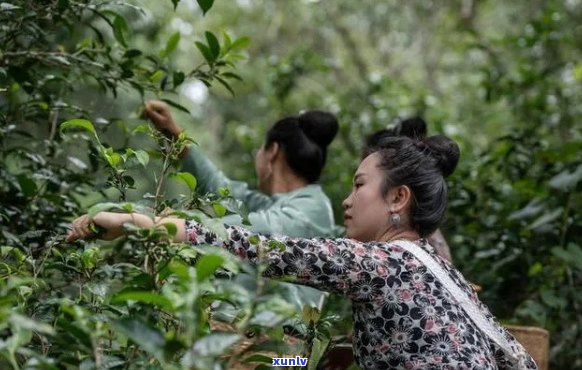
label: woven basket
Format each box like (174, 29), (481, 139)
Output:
(506, 325), (549, 370)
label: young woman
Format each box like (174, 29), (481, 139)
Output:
(144, 101), (339, 310)
(68, 134), (536, 369)
(363, 117), (453, 262)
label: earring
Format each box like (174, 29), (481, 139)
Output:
(390, 213), (401, 227)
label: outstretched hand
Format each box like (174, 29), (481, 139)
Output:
(66, 212), (127, 242)
(66, 212), (187, 243)
(143, 100), (182, 139)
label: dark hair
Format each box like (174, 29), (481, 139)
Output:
(265, 110), (338, 183)
(362, 117), (427, 159)
(368, 135), (460, 237)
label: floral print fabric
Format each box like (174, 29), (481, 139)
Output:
(185, 221), (537, 370)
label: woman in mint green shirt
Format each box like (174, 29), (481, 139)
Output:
(144, 100), (339, 309)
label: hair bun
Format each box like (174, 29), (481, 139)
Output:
(397, 117), (427, 139)
(298, 110), (339, 148)
(423, 135), (460, 177)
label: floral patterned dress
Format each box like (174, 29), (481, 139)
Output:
(185, 221), (537, 370)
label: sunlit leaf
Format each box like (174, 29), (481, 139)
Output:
(161, 32), (181, 58)
(60, 119), (98, 139)
(150, 70), (165, 83)
(170, 172), (197, 192)
(230, 36), (250, 51)
(212, 202), (226, 217)
(161, 222), (177, 236)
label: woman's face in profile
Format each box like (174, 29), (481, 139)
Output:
(342, 153), (392, 242)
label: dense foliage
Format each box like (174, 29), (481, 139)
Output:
(1, 0), (581, 369)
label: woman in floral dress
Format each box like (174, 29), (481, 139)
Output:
(68, 134), (536, 369)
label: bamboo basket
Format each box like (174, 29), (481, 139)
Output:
(506, 325), (550, 370)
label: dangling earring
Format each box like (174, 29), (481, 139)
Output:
(390, 213), (401, 227)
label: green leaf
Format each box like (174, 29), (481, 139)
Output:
(132, 150), (149, 167)
(173, 70), (185, 87)
(539, 288), (567, 309)
(150, 70), (165, 83)
(308, 336), (330, 370)
(56, 318), (93, 350)
(215, 75), (235, 96)
(196, 0), (214, 15)
(205, 31), (220, 59)
(104, 151), (123, 168)
(230, 36), (251, 51)
(195, 253), (224, 282)
(87, 202), (126, 218)
(302, 305), (321, 323)
(242, 354), (273, 364)
(161, 98), (191, 114)
(193, 332), (241, 356)
(222, 72), (243, 81)
(267, 240), (286, 252)
(60, 119), (98, 139)
(162, 222), (178, 236)
(111, 291), (173, 311)
(16, 174), (37, 197)
(113, 15), (128, 47)
(170, 172), (197, 192)
(161, 32), (181, 58)
(221, 31), (232, 55)
(195, 41), (215, 63)
(212, 202), (226, 217)
(124, 49), (142, 58)
(113, 319), (166, 361)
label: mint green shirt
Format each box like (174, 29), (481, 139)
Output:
(181, 145), (339, 312)
(182, 145), (338, 238)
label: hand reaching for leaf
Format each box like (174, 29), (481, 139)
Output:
(66, 212), (187, 243)
(143, 100), (182, 139)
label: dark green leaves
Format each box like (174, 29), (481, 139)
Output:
(112, 15), (129, 48)
(113, 319), (167, 361)
(205, 31), (220, 60)
(195, 253), (224, 282)
(196, 0), (214, 15)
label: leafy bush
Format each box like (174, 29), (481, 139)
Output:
(1, 1), (331, 369)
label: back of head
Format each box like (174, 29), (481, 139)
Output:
(370, 135), (460, 237)
(266, 110), (339, 183)
(363, 117), (427, 159)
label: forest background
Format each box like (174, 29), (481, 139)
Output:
(1, 0), (581, 369)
